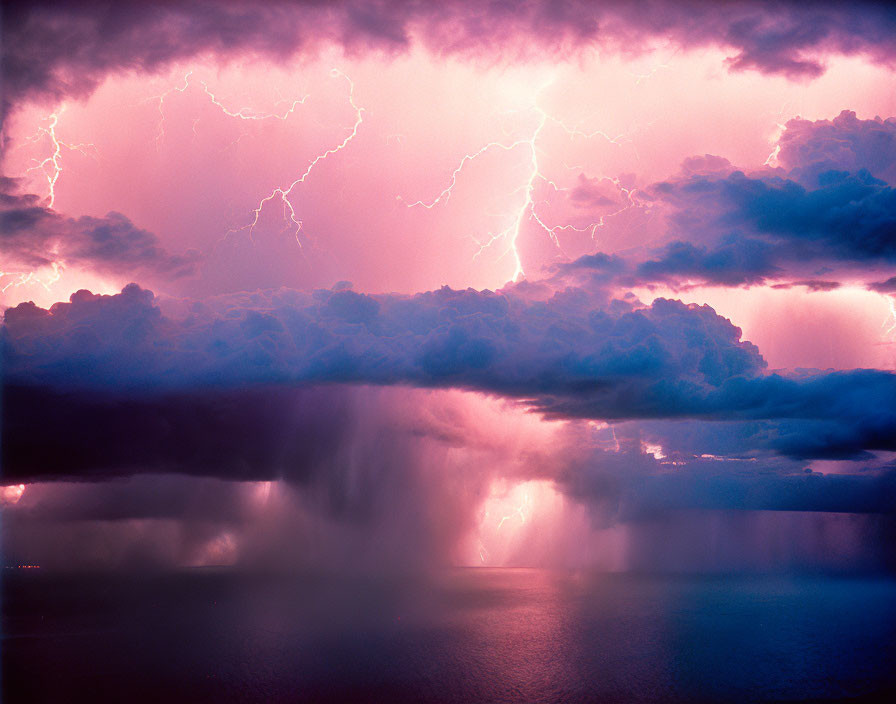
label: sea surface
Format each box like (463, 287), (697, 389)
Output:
(3, 568), (896, 703)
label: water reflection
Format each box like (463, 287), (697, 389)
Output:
(4, 569), (896, 702)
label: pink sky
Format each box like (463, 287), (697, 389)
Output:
(4, 49), (895, 295)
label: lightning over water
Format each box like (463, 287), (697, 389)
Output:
(3, 2), (896, 702)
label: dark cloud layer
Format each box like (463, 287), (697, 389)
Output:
(4, 282), (895, 487)
(655, 168), (896, 265)
(4, 1), (896, 119)
(2, 385), (502, 570)
(2, 384), (353, 483)
(563, 448), (896, 518)
(0, 182), (200, 280)
(2, 283), (765, 397)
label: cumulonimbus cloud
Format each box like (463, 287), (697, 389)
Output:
(3, 281), (895, 484)
(560, 111), (896, 289)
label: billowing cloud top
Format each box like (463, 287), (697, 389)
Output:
(4, 283), (895, 487)
(557, 111), (896, 289)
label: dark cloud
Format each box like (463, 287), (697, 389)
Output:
(4, 1), (896, 120)
(634, 237), (780, 286)
(869, 276), (896, 293)
(553, 112), (896, 289)
(533, 368), (896, 460)
(0, 186), (200, 280)
(770, 280), (841, 291)
(1, 385), (509, 570)
(4, 282), (895, 487)
(653, 168), (896, 265)
(5, 474), (257, 523)
(563, 448), (896, 518)
(1, 384), (354, 483)
(1, 282), (764, 399)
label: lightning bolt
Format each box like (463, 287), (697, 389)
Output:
(142, 68), (363, 247)
(147, 72), (192, 145)
(402, 80), (643, 281)
(589, 420), (621, 452)
(547, 112), (633, 146)
(0, 261), (62, 293)
(497, 493), (530, 530)
(198, 80), (309, 121)
(541, 177), (641, 242)
(0, 271), (33, 293)
(23, 106), (97, 209)
(2, 105), (71, 296)
(629, 64), (671, 85)
(226, 69), (365, 246)
(148, 71), (309, 146)
(883, 295), (896, 342)
(5, 105), (104, 300)
(477, 540), (490, 564)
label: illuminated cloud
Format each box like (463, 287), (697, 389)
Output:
(0, 180), (200, 281)
(778, 110), (896, 185)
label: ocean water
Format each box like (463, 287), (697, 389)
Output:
(3, 569), (896, 703)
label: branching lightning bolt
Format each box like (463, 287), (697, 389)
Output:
(198, 81), (309, 121)
(147, 72), (192, 145)
(144, 68), (363, 247)
(226, 69), (365, 246)
(0, 261), (62, 293)
(24, 106), (97, 209)
(497, 493), (530, 530)
(628, 63), (671, 85)
(148, 71), (309, 145)
(402, 80), (642, 281)
(10, 109), (90, 295)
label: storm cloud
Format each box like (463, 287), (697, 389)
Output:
(559, 112), (896, 289)
(0, 182), (200, 280)
(4, 1), (896, 120)
(4, 281), (895, 488)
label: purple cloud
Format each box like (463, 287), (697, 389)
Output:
(0, 182), (200, 280)
(4, 1), (896, 120)
(3, 282), (895, 488)
(561, 112), (896, 289)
